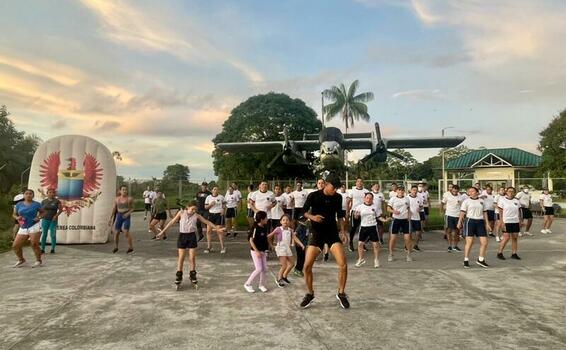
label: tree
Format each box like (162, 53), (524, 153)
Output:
(322, 80), (374, 132)
(212, 92), (322, 180)
(163, 164), (190, 182)
(538, 110), (566, 177)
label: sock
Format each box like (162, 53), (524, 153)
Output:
(479, 256), (485, 262)
(464, 257), (469, 262)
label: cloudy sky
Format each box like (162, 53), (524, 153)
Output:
(1, 0), (565, 181)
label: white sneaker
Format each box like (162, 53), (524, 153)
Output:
(32, 261), (43, 268)
(496, 236), (501, 242)
(518, 232), (523, 237)
(374, 259), (380, 268)
(387, 255), (394, 262)
(541, 229), (548, 234)
(244, 284), (255, 293)
(355, 259), (366, 267)
(524, 231), (532, 236)
(406, 256), (413, 262)
(258, 285), (268, 293)
(12, 260), (26, 268)
(220, 248), (226, 254)
(547, 229), (552, 234)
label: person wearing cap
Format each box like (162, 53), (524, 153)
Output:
(194, 182), (212, 241)
(299, 173), (349, 309)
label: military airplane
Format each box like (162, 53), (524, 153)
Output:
(215, 122), (465, 173)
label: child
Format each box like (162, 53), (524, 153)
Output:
(157, 200), (223, 286)
(354, 193), (389, 268)
(244, 211), (270, 293)
(293, 216), (310, 277)
(270, 215), (305, 287)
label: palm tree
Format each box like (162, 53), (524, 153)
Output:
(322, 80), (374, 133)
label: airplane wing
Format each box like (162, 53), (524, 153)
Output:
(342, 139), (373, 150)
(293, 140), (320, 151)
(215, 141), (284, 152)
(384, 137), (465, 149)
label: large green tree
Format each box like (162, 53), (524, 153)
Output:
(538, 110), (566, 177)
(212, 93), (322, 180)
(322, 80), (374, 132)
(163, 163), (190, 182)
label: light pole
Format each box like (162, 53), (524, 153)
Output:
(441, 127), (454, 194)
(20, 166), (31, 189)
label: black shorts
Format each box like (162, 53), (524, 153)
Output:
(390, 218), (410, 235)
(209, 213), (223, 225)
(247, 209), (254, 218)
(486, 210), (495, 222)
(308, 229), (342, 250)
(463, 218), (487, 237)
(424, 207), (430, 216)
(445, 216), (459, 230)
(359, 226), (380, 243)
(419, 212), (426, 221)
(544, 206), (554, 216)
(177, 232), (197, 249)
(410, 220), (422, 233)
(152, 212), (167, 220)
(520, 208), (532, 219)
(504, 223), (521, 233)
(144, 203), (151, 210)
(293, 208), (305, 220)
(226, 208), (236, 218)
(338, 209), (346, 219)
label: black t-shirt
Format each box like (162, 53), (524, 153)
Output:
(303, 190), (344, 234)
(195, 190), (211, 211)
(249, 224), (269, 251)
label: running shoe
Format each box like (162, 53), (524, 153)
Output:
(112, 248), (118, 254)
(476, 260), (489, 268)
(294, 269), (304, 277)
(282, 277), (291, 284)
(453, 246), (462, 252)
(447, 246), (453, 253)
(300, 293), (315, 308)
(379, 239), (385, 245)
(374, 259), (380, 268)
(406, 255), (413, 262)
(413, 245), (421, 251)
(258, 285), (268, 293)
(12, 260), (26, 268)
(151, 236), (157, 240)
(355, 259), (366, 267)
(220, 248), (226, 254)
(348, 245), (355, 252)
(547, 230), (552, 234)
(488, 233), (495, 237)
(496, 236), (501, 242)
(511, 253), (521, 260)
(204, 248), (211, 254)
(336, 293), (350, 309)
(541, 229), (548, 234)
(518, 232), (523, 237)
(32, 261), (42, 268)
(126, 248), (134, 255)
(497, 253), (505, 260)
(276, 279), (285, 288)
(524, 232), (533, 236)
(387, 255), (394, 262)
(463, 260), (470, 269)
(244, 284), (255, 293)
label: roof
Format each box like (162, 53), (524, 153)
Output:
(446, 148), (541, 169)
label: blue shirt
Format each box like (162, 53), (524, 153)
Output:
(15, 201), (42, 228)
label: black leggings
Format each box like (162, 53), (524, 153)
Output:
(295, 244), (305, 272)
(349, 215), (361, 246)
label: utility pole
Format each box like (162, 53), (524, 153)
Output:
(441, 127), (454, 194)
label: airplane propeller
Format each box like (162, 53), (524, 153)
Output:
(267, 127), (310, 168)
(359, 123), (407, 164)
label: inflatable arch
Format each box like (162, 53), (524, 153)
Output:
(27, 135), (116, 244)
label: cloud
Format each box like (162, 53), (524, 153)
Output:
(79, 0), (263, 83)
(51, 120), (67, 129)
(93, 120), (121, 132)
(0, 53), (82, 86)
(391, 89), (441, 100)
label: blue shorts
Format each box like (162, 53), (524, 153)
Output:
(114, 212), (131, 231)
(445, 216), (459, 230)
(419, 212), (426, 221)
(247, 209), (254, 218)
(486, 210), (495, 222)
(410, 220), (422, 233)
(463, 218), (487, 237)
(423, 207), (430, 216)
(390, 218), (410, 235)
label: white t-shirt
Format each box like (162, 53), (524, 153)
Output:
(419, 190), (430, 208)
(271, 195), (286, 220)
(226, 189), (242, 202)
(290, 190), (308, 208)
(539, 194), (553, 207)
(348, 187), (369, 210)
(515, 191), (531, 208)
(388, 196), (410, 220)
(461, 197), (485, 220)
(442, 193), (462, 218)
(250, 190), (275, 219)
(339, 192), (348, 211)
(143, 190), (152, 204)
(246, 191), (254, 209)
(388, 190), (397, 199)
(225, 193), (239, 209)
(371, 191), (385, 217)
(498, 197), (521, 223)
(416, 192), (426, 212)
(281, 192), (292, 209)
(483, 193), (495, 211)
(205, 194), (224, 214)
(354, 203), (377, 227)
(408, 195), (423, 221)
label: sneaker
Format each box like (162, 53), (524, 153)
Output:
(162, 236), (167, 240)
(524, 232), (533, 236)
(387, 255), (393, 262)
(447, 246), (453, 253)
(547, 230), (552, 234)
(497, 253), (506, 260)
(276, 280), (285, 288)
(453, 246), (462, 252)
(541, 229), (548, 234)
(300, 293), (315, 308)
(463, 260), (470, 269)
(379, 240), (385, 245)
(355, 258), (366, 267)
(32, 261), (42, 268)
(495, 236), (501, 242)
(204, 248), (211, 254)
(406, 255), (413, 262)
(244, 284), (255, 293)
(112, 248), (118, 254)
(518, 232), (523, 237)
(220, 248), (226, 254)
(126, 248), (134, 255)
(151, 236), (158, 240)
(348, 245), (355, 252)
(282, 277), (291, 284)
(293, 269), (301, 277)
(413, 245), (421, 251)
(294, 269), (304, 277)
(511, 253), (521, 260)
(488, 233), (495, 237)
(12, 260), (26, 268)
(336, 293), (350, 309)
(476, 260), (489, 268)
(258, 285), (268, 293)
(374, 259), (380, 268)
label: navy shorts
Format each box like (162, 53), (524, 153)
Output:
(543, 206), (554, 216)
(293, 208), (305, 220)
(520, 208), (532, 219)
(359, 226), (380, 242)
(390, 218), (410, 235)
(419, 212), (426, 221)
(504, 223), (521, 233)
(114, 212), (131, 231)
(209, 213), (223, 225)
(247, 208), (254, 218)
(152, 211), (167, 221)
(463, 218), (487, 237)
(225, 208), (236, 218)
(445, 216), (459, 230)
(144, 203), (151, 211)
(424, 207), (430, 216)
(177, 232), (197, 249)
(410, 220), (422, 233)
(486, 210), (495, 222)
(284, 209), (293, 217)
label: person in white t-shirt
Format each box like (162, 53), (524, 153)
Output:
(497, 187), (522, 260)
(408, 186), (424, 251)
(418, 183), (431, 229)
(270, 185), (286, 229)
(441, 183), (454, 240)
(458, 187), (491, 268)
(482, 185), (496, 237)
(204, 187), (226, 254)
(250, 182), (276, 220)
(370, 183), (386, 245)
(142, 186), (154, 220)
(539, 188), (554, 233)
(515, 185), (533, 236)
(224, 186), (240, 238)
(493, 187), (506, 242)
(353, 193), (389, 268)
(339, 184), (348, 219)
(347, 178), (369, 252)
(290, 181), (308, 224)
(282, 185), (293, 219)
(442, 185), (462, 252)
(387, 186), (413, 262)
(246, 184), (255, 229)
(388, 183), (398, 200)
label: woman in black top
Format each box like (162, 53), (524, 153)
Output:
(244, 211), (270, 293)
(40, 188), (63, 254)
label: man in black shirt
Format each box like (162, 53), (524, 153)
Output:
(195, 182), (212, 241)
(300, 173), (349, 309)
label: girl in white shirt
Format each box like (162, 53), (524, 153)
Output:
(354, 193), (389, 268)
(539, 189), (554, 234)
(497, 187), (522, 260)
(458, 187), (491, 268)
